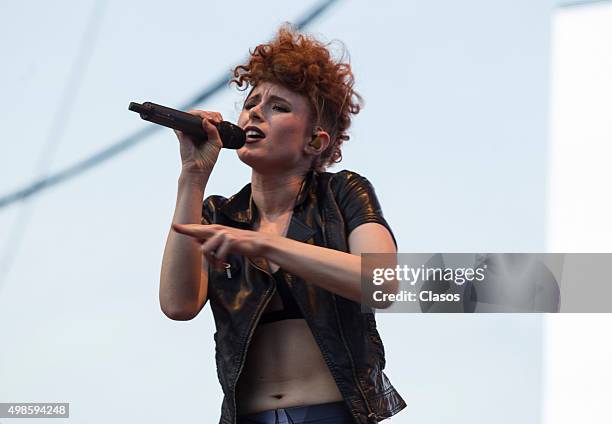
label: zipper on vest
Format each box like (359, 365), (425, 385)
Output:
(321, 188), (377, 421)
(231, 257), (275, 424)
(333, 296), (377, 422)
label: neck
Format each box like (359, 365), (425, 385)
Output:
(250, 169), (309, 220)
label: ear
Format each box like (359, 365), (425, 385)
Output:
(304, 129), (330, 156)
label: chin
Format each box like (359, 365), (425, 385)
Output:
(237, 150), (294, 174)
(237, 148), (271, 171)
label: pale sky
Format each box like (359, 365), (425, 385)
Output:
(1, 1), (609, 423)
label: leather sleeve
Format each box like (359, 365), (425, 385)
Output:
(333, 170), (398, 249)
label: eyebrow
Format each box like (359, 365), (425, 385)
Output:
(245, 93), (291, 105)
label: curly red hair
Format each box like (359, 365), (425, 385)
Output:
(231, 24), (363, 171)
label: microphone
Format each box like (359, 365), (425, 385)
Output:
(129, 101), (245, 149)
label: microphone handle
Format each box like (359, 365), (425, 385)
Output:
(128, 101), (245, 149)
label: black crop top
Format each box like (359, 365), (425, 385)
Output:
(258, 269), (304, 325)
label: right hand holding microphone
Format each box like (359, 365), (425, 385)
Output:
(175, 110), (223, 175)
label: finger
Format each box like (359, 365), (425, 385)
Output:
(200, 111), (222, 124)
(186, 109), (208, 119)
(203, 119), (223, 147)
(203, 247), (224, 271)
(186, 109), (214, 117)
(215, 236), (235, 263)
(172, 223), (216, 239)
(187, 110), (222, 124)
(201, 232), (225, 260)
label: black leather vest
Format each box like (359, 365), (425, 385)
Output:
(201, 169), (406, 424)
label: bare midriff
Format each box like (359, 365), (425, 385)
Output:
(236, 208), (344, 415)
(235, 316), (343, 416)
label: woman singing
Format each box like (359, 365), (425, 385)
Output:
(159, 25), (406, 424)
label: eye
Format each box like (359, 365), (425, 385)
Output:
(243, 102), (255, 110)
(272, 104), (289, 112)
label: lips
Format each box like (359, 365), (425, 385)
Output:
(244, 125), (266, 143)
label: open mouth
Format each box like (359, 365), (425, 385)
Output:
(244, 126), (266, 143)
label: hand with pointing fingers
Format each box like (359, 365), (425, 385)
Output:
(172, 223), (272, 267)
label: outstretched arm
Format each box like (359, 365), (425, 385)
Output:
(171, 221), (398, 308)
(266, 223), (397, 305)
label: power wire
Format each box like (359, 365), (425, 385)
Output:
(0, 0), (339, 209)
(0, 0), (108, 288)
(558, 0), (612, 8)
(0, 0), (340, 288)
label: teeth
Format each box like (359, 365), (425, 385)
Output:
(246, 129), (264, 138)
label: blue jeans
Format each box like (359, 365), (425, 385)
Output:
(236, 400), (354, 424)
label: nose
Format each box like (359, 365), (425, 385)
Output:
(248, 103), (264, 122)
